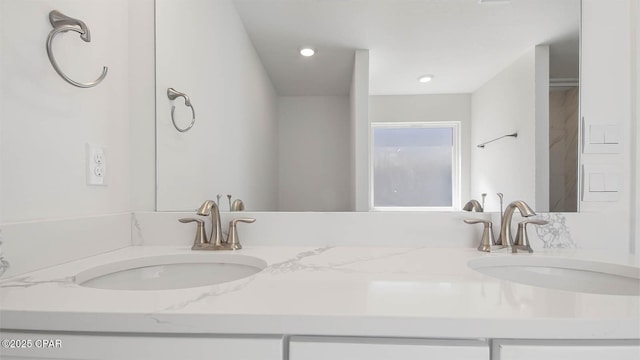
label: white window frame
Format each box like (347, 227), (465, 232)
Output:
(369, 121), (461, 211)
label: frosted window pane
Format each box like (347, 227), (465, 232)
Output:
(373, 127), (453, 207)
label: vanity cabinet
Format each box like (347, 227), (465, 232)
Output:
(0, 331), (282, 360)
(494, 340), (640, 360)
(3, 332), (639, 360)
(288, 337), (640, 360)
(288, 336), (490, 360)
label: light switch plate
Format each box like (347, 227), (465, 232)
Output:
(582, 164), (619, 202)
(582, 118), (621, 154)
(588, 173), (605, 192)
(604, 125), (620, 144)
(589, 125), (605, 144)
(604, 172), (619, 192)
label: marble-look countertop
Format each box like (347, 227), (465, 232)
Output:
(0, 246), (638, 339)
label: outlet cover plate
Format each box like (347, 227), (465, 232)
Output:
(86, 143), (107, 186)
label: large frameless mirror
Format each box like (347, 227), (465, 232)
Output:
(155, 0), (580, 213)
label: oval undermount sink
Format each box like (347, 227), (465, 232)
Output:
(468, 256), (640, 296)
(75, 253), (267, 291)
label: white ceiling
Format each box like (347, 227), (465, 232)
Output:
(232, 0), (580, 96)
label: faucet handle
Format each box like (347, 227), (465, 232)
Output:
(463, 218), (488, 225)
(520, 219), (549, 226)
(513, 219), (548, 253)
(226, 218), (256, 250)
(231, 199), (245, 211)
(462, 200), (483, 212)
(179, 218), (209, 250)
(464, 219), (500, 252)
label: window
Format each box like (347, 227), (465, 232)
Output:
(371, 122), (460, 210)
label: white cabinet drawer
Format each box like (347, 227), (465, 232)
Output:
(0, 331), (282, 360)
(289, 336), (489, 360)
(495, 340), (640, 360)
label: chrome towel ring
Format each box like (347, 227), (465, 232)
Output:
(46, 10), (108, 88)
(167, 88), (196, 133)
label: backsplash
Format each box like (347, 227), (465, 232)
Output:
(134, 211), (629, 253)
(0, 210), (632, 279)
(0, 214), (131, 278)
(131, 211), (488, 248)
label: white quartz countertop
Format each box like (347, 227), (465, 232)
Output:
(0, 246), (638, 339)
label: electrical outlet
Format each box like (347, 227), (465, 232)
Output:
(94, 151), (105, 165)
(86, 144), (107, 186)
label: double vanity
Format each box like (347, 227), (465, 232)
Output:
(0, 0), (637, 358)
(1, 239), (638, 359)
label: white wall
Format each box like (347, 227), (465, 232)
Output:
(129, 0), (156, 212)
(634, 0), (640, 256)
(350, 50), (370, 211)
(369, 94), (472, 206)
(0, 0), (133, 278)
(0, 2), (3, 223)
(277, 96), (351, 211)
(580, 0), (633, 253)
(470, 46), (548, 212)
(155, 0), (278, 212)
(0, 0), (130, 222)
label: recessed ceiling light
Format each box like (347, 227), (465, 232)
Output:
(299, 47), (316, 57)
(418, 75), (434, 83)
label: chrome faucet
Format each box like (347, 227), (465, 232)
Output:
(197, 200), (225, 247)
(179, 200), (255, 251)
(496, 200), (536, 251)
(464, 194), (545, 253)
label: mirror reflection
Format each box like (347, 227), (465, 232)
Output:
(156, 0), (580, 213)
